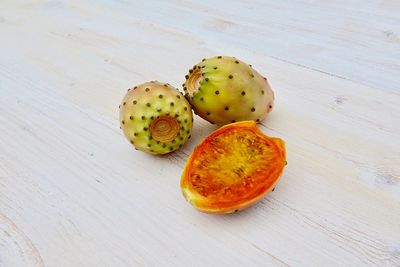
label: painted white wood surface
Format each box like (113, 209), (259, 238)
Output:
(1, 0), (399, 266)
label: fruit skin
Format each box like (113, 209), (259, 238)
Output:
(181, 121), (286, 214)
(119, 81), (193, 155)
(183, 56), (275, 125)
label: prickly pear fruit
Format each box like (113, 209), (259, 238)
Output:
(119, 81), (193, 155)
(181, 121), (286, 214)
(183, 56), (275, 125)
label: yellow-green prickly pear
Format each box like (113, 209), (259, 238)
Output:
(183, 56), (274, 125)
(119, 81), (193, 155)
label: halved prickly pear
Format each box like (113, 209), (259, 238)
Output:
(119, 81), (193, 155)
(183, 56), (275, 125)
(181, 121), (286, 213)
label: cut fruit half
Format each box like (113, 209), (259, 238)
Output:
(181, 121), (286, 214)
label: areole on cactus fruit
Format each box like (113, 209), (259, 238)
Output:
(181, 121), (286, 214)
(183, 56), (275, 125)
(119, 81), (193, 155)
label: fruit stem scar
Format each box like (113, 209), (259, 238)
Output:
(150, 115), (179, 142)
(186, 68), (202, 97)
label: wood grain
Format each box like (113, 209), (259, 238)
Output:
(0, 0), (399, 266)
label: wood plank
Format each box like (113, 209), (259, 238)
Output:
(0, 1), (399, 266)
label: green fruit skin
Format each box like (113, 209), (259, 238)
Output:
(183, 56), (274, 125)
(119, 81), (193, 155)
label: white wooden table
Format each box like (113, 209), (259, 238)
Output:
(1, 1), (399, 266)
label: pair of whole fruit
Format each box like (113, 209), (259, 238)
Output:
(119, 56), (286, 213)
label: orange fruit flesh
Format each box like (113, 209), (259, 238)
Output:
(181, 121), (286, 213)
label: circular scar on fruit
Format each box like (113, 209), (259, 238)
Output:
(186, 67), (202, 96)
(180, 121), (286, 214)
(150, 115), (179, 142)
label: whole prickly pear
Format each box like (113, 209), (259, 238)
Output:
(119, 81), (193, 155)
(183, 56), (274, 125)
